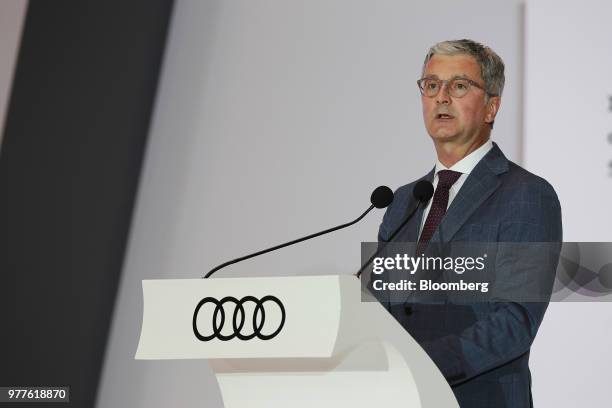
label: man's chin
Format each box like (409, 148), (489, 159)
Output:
(428, 131), (459, 142)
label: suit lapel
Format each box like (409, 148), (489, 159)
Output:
(430, 143), (509, 243)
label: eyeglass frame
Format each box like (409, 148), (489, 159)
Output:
(416, 76), (497, 98)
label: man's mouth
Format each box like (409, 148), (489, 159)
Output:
(436, 113), (455, 119)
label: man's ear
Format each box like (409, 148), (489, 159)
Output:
(485, 96), (501, 125)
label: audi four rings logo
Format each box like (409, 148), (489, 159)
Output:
(192, 295), (286, 341)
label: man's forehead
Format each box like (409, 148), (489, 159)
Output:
(424, 54), (481, 79)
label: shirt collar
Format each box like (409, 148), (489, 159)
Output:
(434, 139), (494, 177)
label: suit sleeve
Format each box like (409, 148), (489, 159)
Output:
(419, 181), (563, 385)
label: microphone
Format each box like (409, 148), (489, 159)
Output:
(413, 180), (435, 203)
(203, 186), (394, 278)
(355, 180), (434, 278)
(370, 185), (394, 208)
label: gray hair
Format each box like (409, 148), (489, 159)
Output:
(422, 39), (505, 97)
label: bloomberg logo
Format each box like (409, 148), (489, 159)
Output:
(192, 295), (286, 341)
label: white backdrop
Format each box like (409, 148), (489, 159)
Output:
(525, 0), (612, 406)
(96, 1), (526, 407)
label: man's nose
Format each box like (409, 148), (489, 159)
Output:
(436, 83), (451, 104)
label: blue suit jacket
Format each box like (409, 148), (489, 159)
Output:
(377, 143), (562, 407)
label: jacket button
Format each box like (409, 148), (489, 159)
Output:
(404, 306), (413, 316)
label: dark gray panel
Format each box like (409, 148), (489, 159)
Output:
(0, 1), (174, 407)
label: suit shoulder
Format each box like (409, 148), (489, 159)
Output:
(389, 171), (433, 210)
(393, 181), (417, 201)
(384, 181), (416, 221)
(378, 173), (431, 239)
(504, 161), (559, 202)
(497, 161), (562, 241)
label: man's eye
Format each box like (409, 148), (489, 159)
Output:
(454, 81), (468, 90)
(426, 82), (439, 90)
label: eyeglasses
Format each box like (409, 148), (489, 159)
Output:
(417, 77), (494, 98)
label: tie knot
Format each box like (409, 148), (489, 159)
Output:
(437, 170), (462, 189)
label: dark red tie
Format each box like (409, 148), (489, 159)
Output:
(417, 170), (462, 254)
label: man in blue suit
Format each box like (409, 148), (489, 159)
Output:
(376, 39), (562, 407)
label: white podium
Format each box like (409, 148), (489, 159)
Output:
(135, 275), (458, 407)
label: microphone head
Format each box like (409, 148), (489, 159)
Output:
(371, 185), (394, 208)
(413, 180), (434, 202)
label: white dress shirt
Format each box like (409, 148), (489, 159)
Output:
(418, 139), (494, 237)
